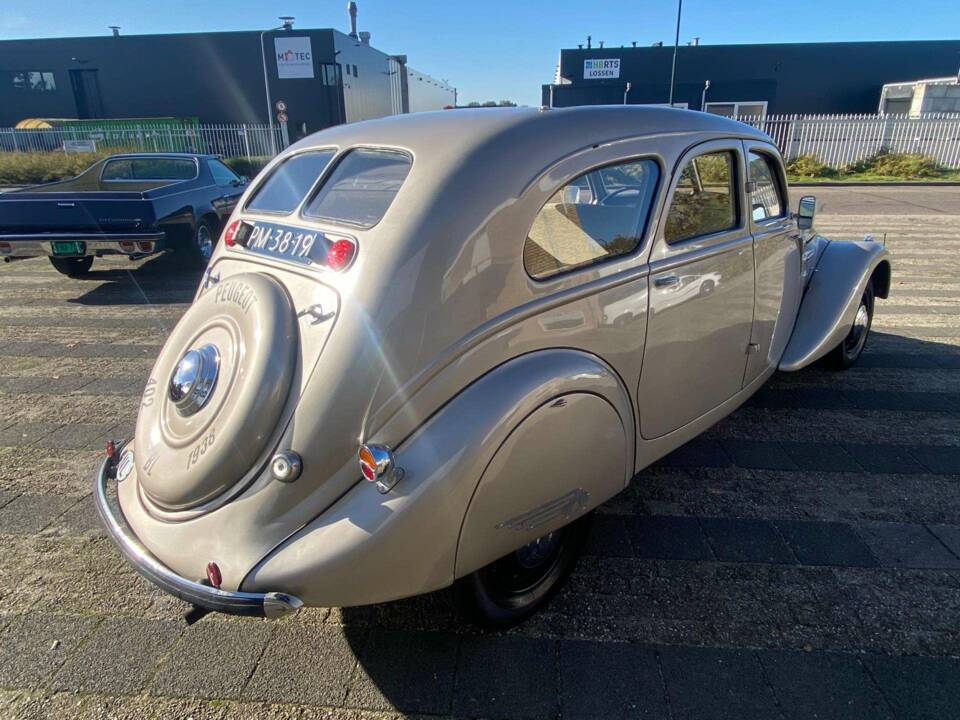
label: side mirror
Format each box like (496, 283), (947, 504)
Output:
(796, 195), (816, 230)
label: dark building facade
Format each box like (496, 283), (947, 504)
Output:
(543, 40), (960, 115)
(0, 27), (454, 134)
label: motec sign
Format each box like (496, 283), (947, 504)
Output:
(583, 58), (621, 80)
(275, 37), (314, 79)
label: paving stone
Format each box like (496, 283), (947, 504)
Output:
(54, 494), (105, 536)
(50, 617), (182, 694)
(699, 517), (796, 564)
(244, 624), (359, 706)
(347, 630), (458, 714)
(0, 493), (81, 535)
(624, 515), (714, 561)
(149, 619), (272, 700)
(780, 442), (863, 473)
(865, 656), (960, 720)
(721, 440), (798, 471)
(908, 446), (960, 475)
(0, 422), (59, 447)
(860, 523), (960, 569)
(655, 439), (731, 468)
(453, 635), (558, 720)
(659, 646), (780, 720)
(844, 391), (960, 414)
(759, 650), (892, 719)
(0, 614), (100, 688)
(776, 520), (879, 567)
(583, 514), (633, 558)
(39, 423), (115, 451)
(0, 376), (45, 394)
(926, 525), (960, 559)
(748, 387), (851, 410)
(559, 640), (668, 719)
(842, 444), (927, 474)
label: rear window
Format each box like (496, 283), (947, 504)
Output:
(246, 150), (335, 214)
(101, 158), (196, 181)
(303, 149), (412, 228)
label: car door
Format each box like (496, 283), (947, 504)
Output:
(208, 159), (246, 224)
(742, 144), (802, 385)
(638, 140), (754, 439)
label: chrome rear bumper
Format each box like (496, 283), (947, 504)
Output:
(94, 450), (301, 619)
(0, 232), (164, 259)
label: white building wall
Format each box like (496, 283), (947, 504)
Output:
(407, 67), (456, 113)
(333, 31), (393, 123)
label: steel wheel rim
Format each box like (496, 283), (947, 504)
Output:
(196, 224), (213, 261)
(483, 529), (567, 601)
(844, 300), (869, 355)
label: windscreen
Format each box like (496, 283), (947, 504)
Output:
(303, 149), (412, 228)
(101, 158), (196, 181)
(246, 150), (335, 214)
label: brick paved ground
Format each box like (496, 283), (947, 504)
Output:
(0, 187), (958, 719)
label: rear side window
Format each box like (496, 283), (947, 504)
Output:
(101, 158), (196, 181)
(246, 150), (335, 214)
(748, 152), (785, 221)
(524, 158), (660, 280)
(664, 151), (739, 243)
(303, 149), (412, 228)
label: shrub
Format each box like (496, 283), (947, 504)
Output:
(786, 154), (836, 178)
(223, 156), (271, 179)
(844, 151), (942, 178)
(0, 151), (112, 186)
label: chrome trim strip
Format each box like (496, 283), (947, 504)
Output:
(0, 232), (164, 241)
(94, 454), (302, 619)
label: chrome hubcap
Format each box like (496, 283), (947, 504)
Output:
(196, 224), (213, 261)
(169, 344), (220, 416)
(846, 302), (869, 351)
(515, 531), (559, 569)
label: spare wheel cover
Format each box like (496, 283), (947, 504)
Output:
(135, 273), (298, 510)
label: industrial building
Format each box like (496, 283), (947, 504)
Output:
(0, 8), (455, 137)
(543, 40), (960, 116)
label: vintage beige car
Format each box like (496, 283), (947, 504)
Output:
(96, 106), (891, 627)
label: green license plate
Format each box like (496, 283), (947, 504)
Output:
(51, 241), (85, 256)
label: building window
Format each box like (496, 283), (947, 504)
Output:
(523, 158), (661, 280)
(704, 101), (767, 119)
(6, 70), (56, 92)
(664, 150), (739, 243)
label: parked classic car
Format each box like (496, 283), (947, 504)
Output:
(95, 107), (891, 627)
(0, 152), (248, 275)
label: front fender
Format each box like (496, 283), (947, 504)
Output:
(243, 349), (634, 607)
(779, 239), (891, 371)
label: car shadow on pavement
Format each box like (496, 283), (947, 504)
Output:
(67, 252), (203, 306)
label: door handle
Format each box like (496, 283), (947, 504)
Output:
(654, 274), (679, 288)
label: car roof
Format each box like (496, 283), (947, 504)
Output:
(290, 105), (772, 159)
(104, 152), (212, 160)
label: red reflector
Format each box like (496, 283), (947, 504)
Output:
(326, 238), (356, 271)
(119, 240), (136, 252)
(206, 562), (222, 589)
(223, 220), (240, 247)
(105, 440), (116, 458)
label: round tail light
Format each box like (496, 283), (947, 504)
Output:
(326, 238), (356, 271)
(223, 220), (240, 247)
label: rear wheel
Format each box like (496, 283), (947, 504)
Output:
(452, 513), (593, 629)
(184, 218), (217, 268)
(49, 256), (93, 277)
(828, 281), (874, 369)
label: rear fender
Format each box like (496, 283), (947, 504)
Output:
(242, 349), (634, 607)
(779, 239), (891, 371)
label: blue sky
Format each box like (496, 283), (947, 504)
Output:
(2, 1), (958, 106)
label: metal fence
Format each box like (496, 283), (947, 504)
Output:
(0, 123), (285, 160)
(734, 113), (960, 169)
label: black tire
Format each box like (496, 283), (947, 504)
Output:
(452, 512), (593, 629)
(49, 256), (93, 277)
(828, 281), (874, 369)
(184, 218), (217, 268)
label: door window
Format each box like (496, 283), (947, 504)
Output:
(523, 158), (660, 280)
(209, 159), (241, 187)
(664, 151), (739, 243)
(748, 152), (785, 221)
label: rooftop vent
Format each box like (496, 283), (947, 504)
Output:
(279, 16), (295, 30)
(348, 1), (358, 38)
(109, 26), (120, 37)
(359, 30), (371, 45)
